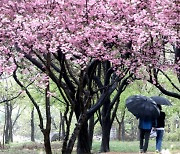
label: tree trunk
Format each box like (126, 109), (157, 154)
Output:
(77, 121), (91, 154)
(117, 123), (121, 141)
(52, 117), (57, 129)
(131, 120), (135, 140)
(61, 112), (89, 154)
(59, 112), (62, 141)
(43, 53), (52, 154)
(117, 121), (125, 141)
(101, 116), (111, 152)
(4, 103), (9, 144)
(13, 62), (52, 153)
(43, 130), (52, 154)
(9, 103), (13, 142)
(61, 106), (73, 154)
(116, 109), (126, 141)
(100, 97), (111, 152)
(174, 47), (180, 82)
(4, 102), (13, 144)
(121, 121), (125, 141)
(59, 112), (65, 141)
(88, 114), (94, 150)
(3, 105), (6, 148)
(31, 107), (35, 142)
(61, 116), (65, 139)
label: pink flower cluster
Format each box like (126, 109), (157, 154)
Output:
(0, 0), (179, 78)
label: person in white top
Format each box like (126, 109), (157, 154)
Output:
(155, 105), (166, 153)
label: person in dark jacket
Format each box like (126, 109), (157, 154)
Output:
(155, 104), (166, 153)
(138, 117), (155, 153)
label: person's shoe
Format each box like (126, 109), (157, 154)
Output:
(139, 149), (143, 153)
(155, 150), (160, 153)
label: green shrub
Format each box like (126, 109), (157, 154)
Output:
(165, 129), (180, 141)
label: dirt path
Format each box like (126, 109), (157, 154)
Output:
(99, 151), (180, 154)
(100, 152), (154, 154)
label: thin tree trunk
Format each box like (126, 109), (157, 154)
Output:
(4, 102), (13, 143)
(61, 115), (65, 139)
(43, 130), (52, 154)
(43, 52), (52, 154)
(5, 103), (9, 144)
(3, 105), (6, 148)
(131, 120), (135, 140)
(101, 116), (111, 152)
(100, 98), (111, 152)
(117, 124), (121, 140)
(59, 112), (62, 141)
(121, 121), (125, 141)
(174, 47), (180, 82)
(31, 107), (35, 142)
(116, 108), (126, 141)
(13, 64), (51, 153)
(59, 112), (65, 141)
(52, 117), (57, 129)
(9, 103), (13, 142)
(88, 114), (94, 150)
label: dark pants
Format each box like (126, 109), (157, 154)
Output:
(139, 129), (151, 153)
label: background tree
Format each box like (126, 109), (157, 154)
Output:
(0, 75), (26, 145)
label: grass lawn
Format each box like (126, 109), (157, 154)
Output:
(92, 139), (180, 153)
(0, 140), (180, 154)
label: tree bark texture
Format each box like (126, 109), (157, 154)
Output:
(43, 130), (52, 154)
(31, 107), (35, 142)
(174, 47), (180, 82)
(100, 75), (111, 154)
(100, 115), (111, 152)
(59, 111), (65, 141)
(77, 121), (91, 154)
(43, 53), (52, 154)
(88, 114), (94, 150)
(4, 102), (13, 144)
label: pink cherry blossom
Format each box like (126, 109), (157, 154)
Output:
(0, 0), (178, 81)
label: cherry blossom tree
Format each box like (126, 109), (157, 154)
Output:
(0, 0), (179, 153)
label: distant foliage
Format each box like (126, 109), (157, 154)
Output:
(165, 129), (180, 141)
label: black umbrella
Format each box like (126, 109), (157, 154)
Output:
(126, 95), (160, 119)
(150, 96), (172, 106)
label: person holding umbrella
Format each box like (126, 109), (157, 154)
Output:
(125, 95), (160, 153)
(150, 96), (172, 153)
(138, 117), (156, 153)
(155, 104), (166, 153)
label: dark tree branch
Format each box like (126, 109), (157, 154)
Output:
(65, 60), (79, 85)
(12, 106), (26, 128)
(13, 66), (44, 131)
(24, 54), (59, 86)
(57, 49), (76, 94)
(87, 78), (118, 119)
(0, 77), (35, 104)
(148, 69), (180, 99)
(109, 73), (132, 113)
(158, 69), (180, 92)
(0, 92), (22, 104)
